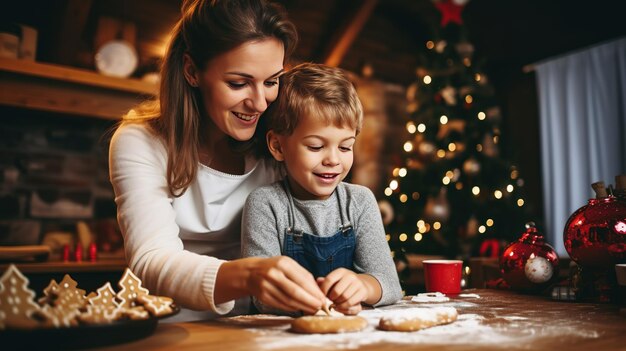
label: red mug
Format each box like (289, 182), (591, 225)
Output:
(423, 259), (463, 294)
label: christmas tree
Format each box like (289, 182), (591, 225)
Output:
(383, 0), (532, 267)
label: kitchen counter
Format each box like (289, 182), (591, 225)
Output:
(90, 289), (626, 351)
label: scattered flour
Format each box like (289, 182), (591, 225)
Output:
(458, 293), (481, 298)
(379, 306), (457, 324)
(411, 292), (450, 303)
(221, 302), (600, 350)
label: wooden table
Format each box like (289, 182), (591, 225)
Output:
(92, 289), (625, 351)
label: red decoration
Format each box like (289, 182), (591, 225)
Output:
(500, 222), (559, 292)
(433, 0), (465, 27)
(89, 242), (98, 262)
(563, 195), (626, 271)
(479, 239), (500, 258)
(62, 244), (71, 262)
(74, 243), (83, 262)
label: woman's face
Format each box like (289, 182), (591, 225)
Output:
(196, 38), (285, 141)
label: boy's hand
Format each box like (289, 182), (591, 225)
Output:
(316, 268), (368, 315)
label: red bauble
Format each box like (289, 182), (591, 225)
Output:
(500, 222), (559, 292)
(563, 196), (626, 271)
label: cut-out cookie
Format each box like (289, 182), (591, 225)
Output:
(291, 315), (368, 334)
(136, 294), (174, 317)
(117, 268), (149, 308)
(0, 264), (42, 329)
(378, 306), (457, 331)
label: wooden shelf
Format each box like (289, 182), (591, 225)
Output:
(0, 258), (127, 274)
(0, 58), (157, 119)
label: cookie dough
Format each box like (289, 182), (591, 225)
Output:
(291, 315), (368, 334)
(378, 306), (457, 332)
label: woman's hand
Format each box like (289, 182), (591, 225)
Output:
(246, 256), (326, 314)
(317, 268), (371, 315)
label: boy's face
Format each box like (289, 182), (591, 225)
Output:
(268, 114), (356, 200)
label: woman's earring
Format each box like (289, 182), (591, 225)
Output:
(188, 80), (198, 87)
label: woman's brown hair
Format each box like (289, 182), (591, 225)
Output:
(122, 0), (297, 197)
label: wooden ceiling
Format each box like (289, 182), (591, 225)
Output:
(6, 0), (626, 87)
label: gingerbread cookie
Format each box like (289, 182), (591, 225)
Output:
(0, 265), (42, 329)
(136, 294), (174, 317)
(291, 315), (368, 334)
(0, 265), (177, 330)
(37, 279), (60, 306)
(88, 282), (120, 309)
(123, 306), (150, 320)
(116, 268), (150, 308)
(77, 305), (122, 325)
(52, 274), (87, 311)
(378, 306), (457, 332)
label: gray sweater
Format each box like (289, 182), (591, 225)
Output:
(241, 181), (403, 313)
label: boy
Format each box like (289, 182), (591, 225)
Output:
(242, 63), (402, 315)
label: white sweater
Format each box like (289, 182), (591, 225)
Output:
(109, 124), (280, 314)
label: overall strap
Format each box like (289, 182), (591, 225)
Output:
(283, 177), (298, 232)
(336, 184), (351, 231)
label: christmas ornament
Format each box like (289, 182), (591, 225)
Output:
(482, 133), (498, 157)
(440, 86), (457, 105)
(424, 188), (450, 222)
(432, 0), (466, 27)
(435, 40), (447, 53)
(458, 86), (473, 97)
(500, 222), (559, 292)
(437, 119), (466, 139)
(455, 41), (474, 58)
(466, 215), (478, 237)
(415, 67), (428, 78)
(486, 106), (501, 120)
(563, 192), (626, 271)
(462, 158), (480, 176)
(418, 141), (437, 157)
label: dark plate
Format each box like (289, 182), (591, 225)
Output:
(0, 306), (179, 350)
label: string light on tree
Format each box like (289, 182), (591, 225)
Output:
(383, 0), (533, 270)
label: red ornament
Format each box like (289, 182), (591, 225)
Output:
(88, 242), (98, 262)
(563, 195), (626, 271)
(433, 0), (465, 27)
(62, 244), (71, 262)
(74, 243), (83, 262)
(500, 222), (559, 292)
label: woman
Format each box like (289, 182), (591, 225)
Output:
(109, 0), (326, 320)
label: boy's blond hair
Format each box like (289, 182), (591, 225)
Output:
(266, 62), (363, 136)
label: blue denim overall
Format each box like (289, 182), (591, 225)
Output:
(282, 180), (356, 278)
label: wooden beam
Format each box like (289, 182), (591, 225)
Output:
(51, 0), (93, 65)
(322, 0), (378, 67)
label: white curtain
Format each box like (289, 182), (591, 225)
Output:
(535, 37), (626, 257)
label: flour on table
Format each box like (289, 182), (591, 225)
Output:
(226, 304), (600, 350)
(458, 293), (481, 298)
(411, 292), (450, 303)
